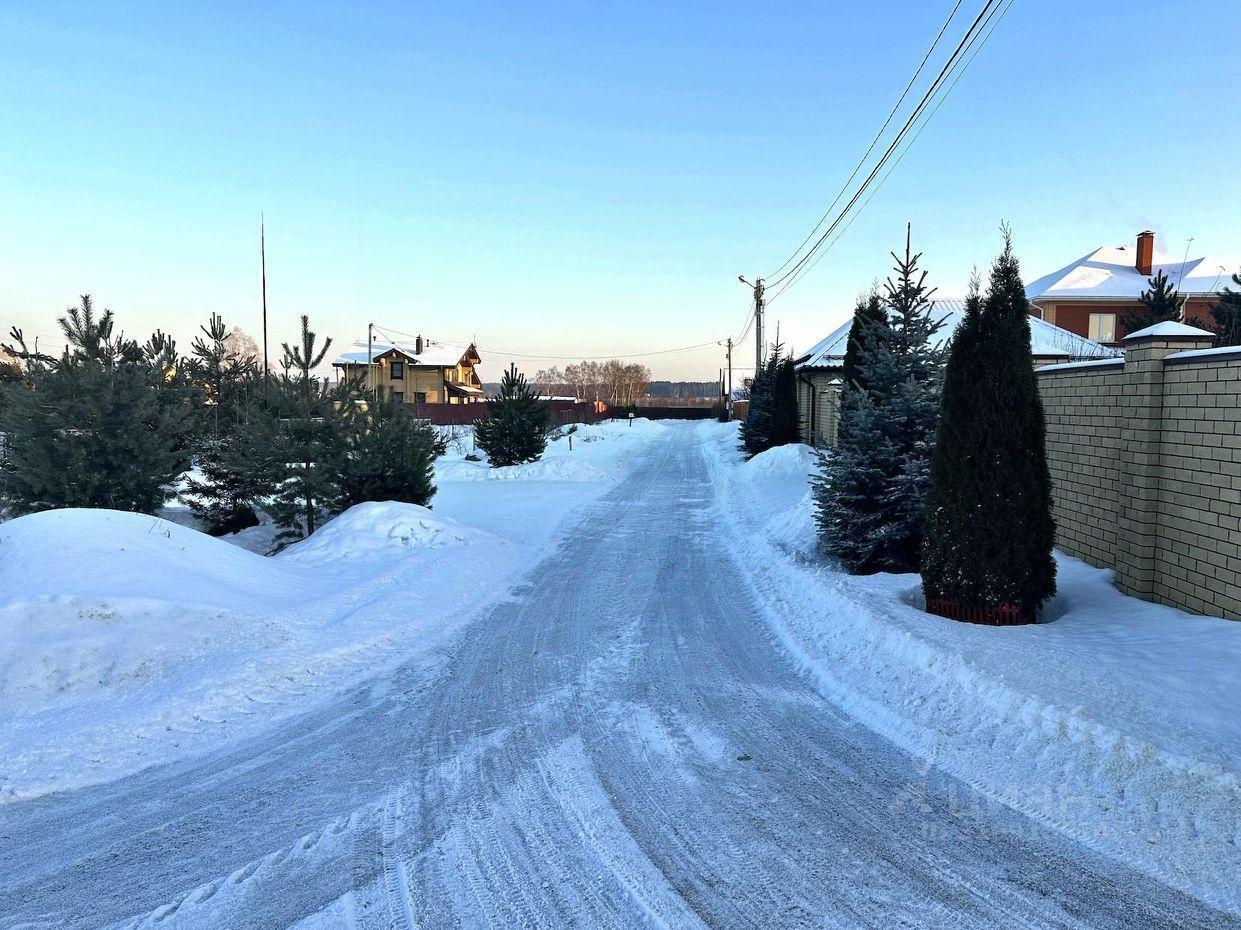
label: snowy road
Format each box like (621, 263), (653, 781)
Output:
(1, 425), (1235, 929)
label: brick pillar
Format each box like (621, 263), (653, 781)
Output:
(1114, 325), (1215, 598)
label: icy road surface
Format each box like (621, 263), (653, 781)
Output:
(1, 425), (1235, 929)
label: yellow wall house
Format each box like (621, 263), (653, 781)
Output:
(332, 335), (484, 405)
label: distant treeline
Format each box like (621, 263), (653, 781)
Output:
(481, 379), (720, 402)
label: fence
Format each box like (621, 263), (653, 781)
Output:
(1036, 326), (1241, 620)
(405, 400), (603, 426)
(604, 405), (719, 421)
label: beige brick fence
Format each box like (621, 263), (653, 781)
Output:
(1036, 325), (1241, 620)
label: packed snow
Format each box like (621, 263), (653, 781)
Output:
(701, 421), (1241, 914)
(0, 418), (667, 800)
(5, 423), (1228, 929)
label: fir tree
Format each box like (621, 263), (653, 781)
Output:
(770, 349), (801, 447)
(840, 290), (885, 391)
(740, 344), (800, 456)
(336, 391), (439, 508)
(1122, 269), (1184, 334)
(922, 233), (1056, 619)
(739, 352), (776, 457)
(476, 364), (550, 467)
(1212, 273), (1241, 347)
(0, 296), (192, 515)
(814, 226), (945, 573)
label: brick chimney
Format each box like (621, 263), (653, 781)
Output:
(1135, 230), (1154, 276)
(415, 334), (424, 355)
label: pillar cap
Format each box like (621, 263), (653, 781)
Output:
(1124, 321), (1215, 341)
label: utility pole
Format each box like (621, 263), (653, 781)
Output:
(725, 337), (734, 418)
(260, 213), (269, 387)
(367, 322), (375, 395)
(738, 275), (765, 377)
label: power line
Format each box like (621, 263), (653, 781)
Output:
(765, 0), (965, 283)
(763, 0), (1009, 296)
(767, 0), (1014, 306)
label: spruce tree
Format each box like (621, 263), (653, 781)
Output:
(1122, 269), (1184, 334)
(922, 233), (1056, 620)
(840, 290), (885, 391)
(815, 226), (945, 573)
(336, 391), (439, 507)
(0, 296), (192, 515)
(476, 365), (550, 467)
(1212, 273), (1241, 347)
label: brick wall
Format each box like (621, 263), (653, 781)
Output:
(1037, 360), (1126, 568)
(1037, 330), (1241, 620)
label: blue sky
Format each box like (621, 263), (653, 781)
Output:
(2, 1), (1238, 380)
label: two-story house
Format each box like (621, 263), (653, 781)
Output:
(332, 335), (484, 404)
(1025, 230), (1233, 346)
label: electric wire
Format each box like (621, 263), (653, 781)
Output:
(766, 0), (1014, 305)
(765, 0), (965, 283)
(764, 0), (1005, 294)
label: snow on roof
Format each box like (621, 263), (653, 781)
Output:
(796, 299), (1118, 369)
(1025, 245), (1238, 301)
(332, 339), (476, 368)
(1123, 320), (1215, 340)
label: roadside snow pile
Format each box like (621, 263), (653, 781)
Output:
(0, 504), (515, 801)
(701, 420), (1241, 915)
(0, 417), (673, 801)
(0, 508), (297, 611)
(743, 442), (818, 479)
(281, 502), (488, 564)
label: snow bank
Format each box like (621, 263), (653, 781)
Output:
(700, 421), (1241, 915)
(0, 417), (672, 801)
(742, 442), (818, 480)
(0, 508), (298, 611)
(281, 502), (489, 564)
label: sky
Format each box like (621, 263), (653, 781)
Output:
(2, 1), (1239, 382)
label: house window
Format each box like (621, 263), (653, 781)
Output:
(391, 361), (404, 379)
(391, 390), (404, 404)
(413, 391), (427, 404)
(1088, 313), (1117, 343)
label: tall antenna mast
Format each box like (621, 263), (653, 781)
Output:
(261, 212), (269, 384)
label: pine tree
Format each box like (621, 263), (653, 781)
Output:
(814, 226), (945, 573)
(336, 391), (439, 507)
(260, 316), (344, 547)
(189, 313), (256, 436)
(922, 233), (1056, 620)
(1122, 269), (1184, 334)
(0, 296), (192, 515)
(840, 290), (886, 391)
(1212, 273), (1241, 347)
(475, 365), (550, 467)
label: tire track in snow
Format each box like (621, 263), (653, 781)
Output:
(3, 425), (1238, 929)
